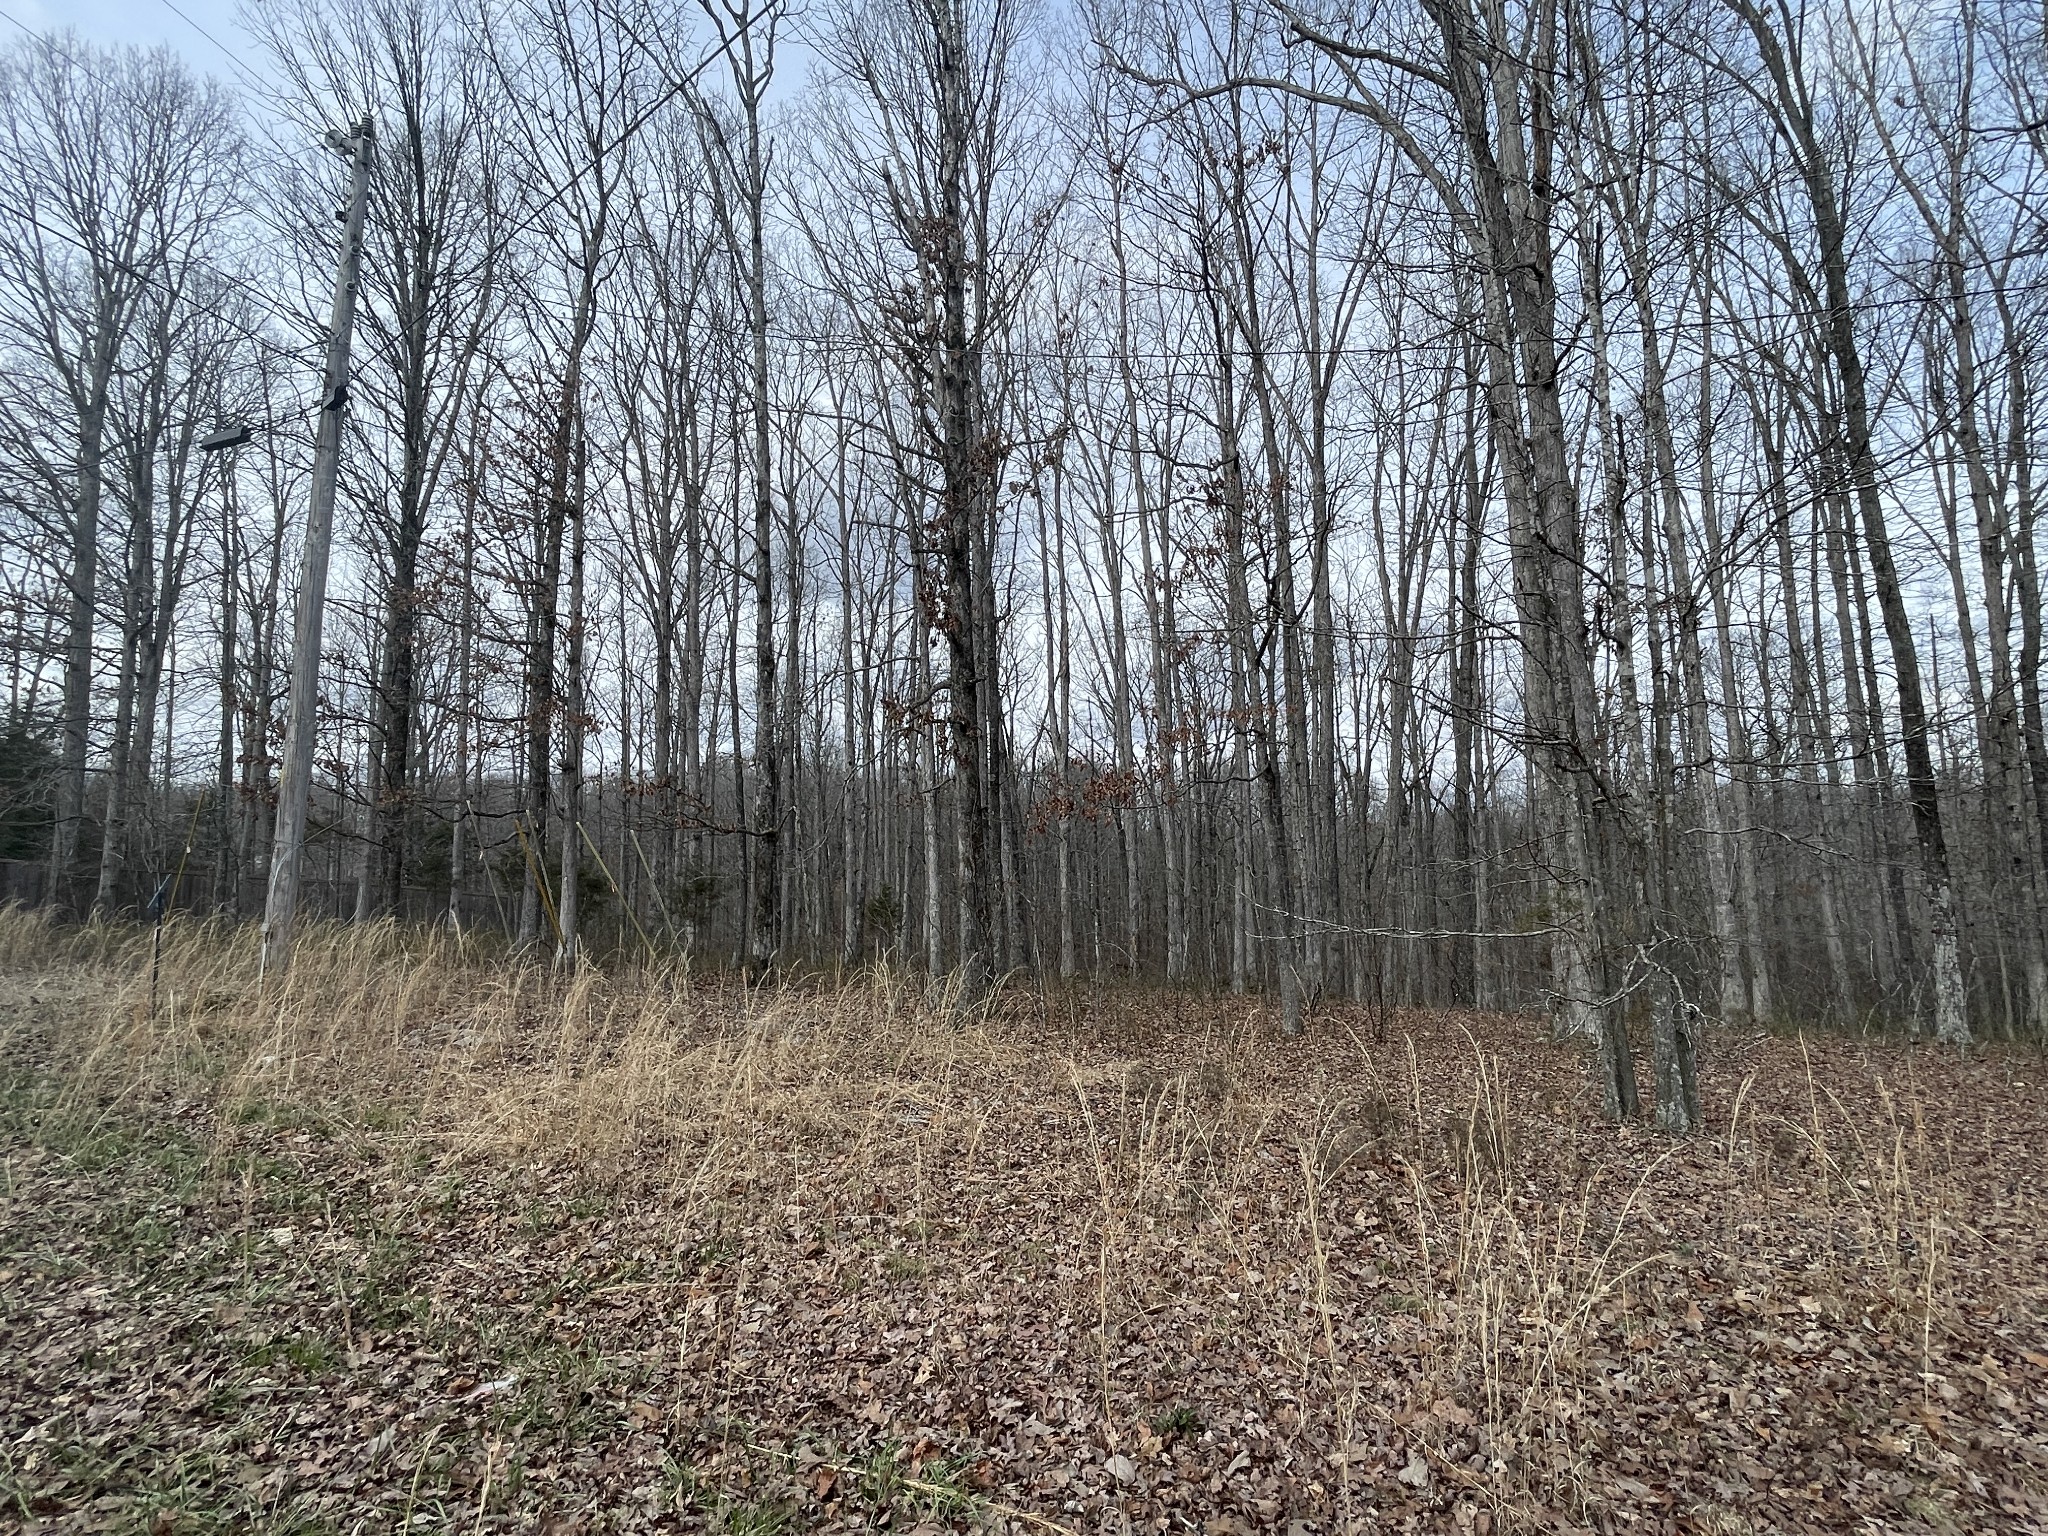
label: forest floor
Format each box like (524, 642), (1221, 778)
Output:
(1, 915), (2045, 1536)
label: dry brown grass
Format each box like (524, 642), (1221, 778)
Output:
(3, 905), (2044, 1535)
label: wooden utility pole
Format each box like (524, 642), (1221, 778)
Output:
(259, 117), (374, 980)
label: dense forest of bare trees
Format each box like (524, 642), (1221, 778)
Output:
(3, 0), (2046, 1106)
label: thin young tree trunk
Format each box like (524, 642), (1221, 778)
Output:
(1205, 224), (1302, 1033)
(1816, 461), (1899, 996)
(1694, 331), (1773, 1025)
(555, 433), (588, 967)
(51, 349), (120, 915)
(1042, 437), (1076, 981)
(94, 470), (148, 915)
(1452, 328), (1493, 1008)
(918, 611), (944, 975)
(1111, 180), (1187, 981)
(836, 414), (863, 970)
(1751, 393), (1853, 1019)
(1221, 130), (1313, 1016)
(448, 457), (477, 932)
(1730, 0), (1969, 1043)
(1100, 481), (1139, 978)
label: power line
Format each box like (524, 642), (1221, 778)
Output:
(0, 195), (322, 370)
(11, 2), (2048, 404)
(0, 4), (347, 381)
(153, 0), (272, 96)
(566, 264), (2048, 368)
(484, 24), (760, 255)
(0, 3), (321, 178)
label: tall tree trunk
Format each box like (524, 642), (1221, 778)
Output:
(1730, 0), (1969, 1043)
(556, 433), (587, 967)
(51, 351), (119, 914)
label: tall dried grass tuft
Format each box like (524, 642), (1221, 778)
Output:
(460, 958), (1023, 1203)
(2, 910), (1032, 1201)
(1386, 1046), (1672, 1503)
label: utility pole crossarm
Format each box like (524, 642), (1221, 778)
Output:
(259, 115), (374, 982)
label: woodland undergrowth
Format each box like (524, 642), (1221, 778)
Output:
(2, 907), (2044, 1535)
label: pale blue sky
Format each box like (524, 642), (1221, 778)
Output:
(6, 0), (264, 82)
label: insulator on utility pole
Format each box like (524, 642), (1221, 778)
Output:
(259, 115), (374, 983)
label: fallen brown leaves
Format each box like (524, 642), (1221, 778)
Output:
(1, 916), (2044, 1534)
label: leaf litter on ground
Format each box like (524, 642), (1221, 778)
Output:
(0, 914), (2044, 1534)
